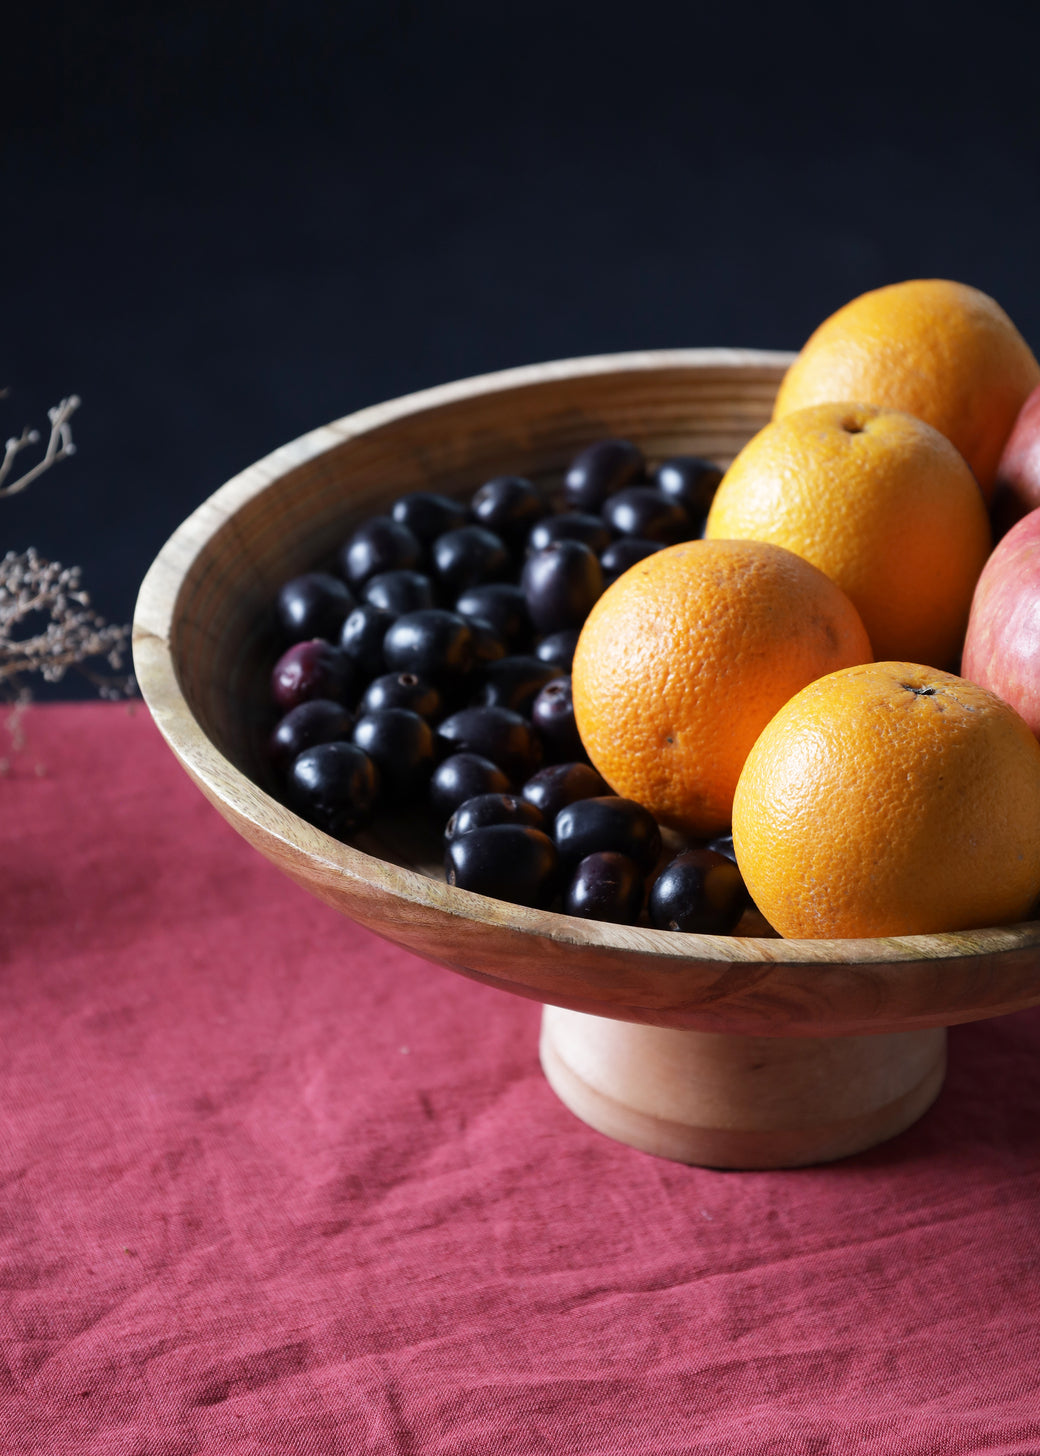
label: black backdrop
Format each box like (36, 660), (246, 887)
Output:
(5, 0), (1040, 697)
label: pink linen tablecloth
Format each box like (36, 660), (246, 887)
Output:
(2, 702), (1040, 1455)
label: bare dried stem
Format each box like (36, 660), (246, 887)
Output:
(0, 394), (80, 498)
(0, 394), (136, 715)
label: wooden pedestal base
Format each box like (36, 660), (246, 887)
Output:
(539, 1005), (947, 1169)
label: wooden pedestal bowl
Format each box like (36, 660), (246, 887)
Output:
(133, 349), (1040, 1169)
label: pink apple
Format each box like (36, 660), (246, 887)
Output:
(962, 506), (1040, 737)
(991, 382), (1040, 540)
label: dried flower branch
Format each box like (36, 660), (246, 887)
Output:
(0, 549), (133, 696)
(0, 393), (80, 498)
(0, 393), (136, 737)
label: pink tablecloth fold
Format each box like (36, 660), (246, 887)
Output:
(1, 703), (1039, 1455)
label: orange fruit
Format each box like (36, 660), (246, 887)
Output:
(773, 279), (1040, 498)
(571, 538), (872, 837)
(704, 401), (992, 670)
(732, 661), (1040, 940)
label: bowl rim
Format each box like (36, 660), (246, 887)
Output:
(133, 346), (1040, 981)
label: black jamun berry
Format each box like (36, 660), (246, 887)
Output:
(521, 540), (603, 635)
(521, 762), (608, 823)
(382, 609), (476, 685)
(340, 604), (398, 679)
(445, 792), (545, 841)
(276, 572), (355, 644)
(653, 456), (724, 524)
(553, 795), (661, 873)
(436, 705), (542, 783)
(359, 671), (442, 719)
(429, 753), (511, 819)
(391, 491), (467, 544)
(268, 699), (355, 776)
(473, 656), (564, 715)
(352, 708), (436, 802)
(530, 676), (584, 762)
(454, 582), (532, 650)
(287, 741), (380, 839)
(648, 847), (749, 934)
(445, 824), (559, 908)
(534, 629), (582, 671)
(600, 538), (663, 584)
(362, 569), (435, 616)
(271, 639), (356, 712)
(601, 486), (690, 544)
(527, 512), (611, 556)
(432, 525), (510, 594)
(564, 851), (644, 924)
(338, 517), (421, 588)
(470, 476), (547, 547)
(564, 438), (645, 512)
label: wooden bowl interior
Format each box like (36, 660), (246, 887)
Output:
(172, 356), (785, 799)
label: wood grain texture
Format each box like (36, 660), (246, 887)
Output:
(540, 1007), (947, 1168)
(133, 348), (1040, 1040)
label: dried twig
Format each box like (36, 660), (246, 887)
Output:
(0, 394), (80, 498)
(0, 394), (136, 731)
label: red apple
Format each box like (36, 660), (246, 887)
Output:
(991, 381), (1040, 540)
(962, 506), (1040, 737)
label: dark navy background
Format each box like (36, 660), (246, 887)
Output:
(4, 1), (1040, 696)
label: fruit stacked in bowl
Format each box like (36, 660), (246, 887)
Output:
(265, 439), (754, 934)
(263, 277), (1040, 947)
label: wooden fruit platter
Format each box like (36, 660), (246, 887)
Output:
(132, 349), (1040, 1168)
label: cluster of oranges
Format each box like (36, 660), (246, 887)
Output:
(572, 279), (1040, 940)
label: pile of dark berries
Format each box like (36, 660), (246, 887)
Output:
(265, 438), (752, 933)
